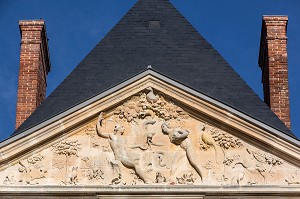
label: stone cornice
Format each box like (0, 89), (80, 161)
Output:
(0, 185), (299, 198)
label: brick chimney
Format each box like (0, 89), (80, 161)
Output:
(258, 15), (290, 129)
(15, 20), (51, 129)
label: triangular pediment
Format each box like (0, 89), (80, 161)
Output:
(1, 70), (300, 192)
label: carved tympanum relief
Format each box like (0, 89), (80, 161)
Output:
(0, 87), (299, 186)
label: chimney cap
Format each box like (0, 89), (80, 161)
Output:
(19, 19), (46, 26)
(262, 15), (288, 21)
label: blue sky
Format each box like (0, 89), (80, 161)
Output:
(0, 0), (299, 142)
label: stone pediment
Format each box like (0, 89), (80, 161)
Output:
(0, 70), (300, 196)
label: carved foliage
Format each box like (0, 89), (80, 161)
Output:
(211, 128), (242, 150)
(247, 148), (283, 175)
(82, 157), (104, 181)
(52, 140), (81, 185)
(52, 140), (81, 157)
(176, 171), (197, 185)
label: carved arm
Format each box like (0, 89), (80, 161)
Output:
(129, 144), (149, 150)
(96, 112), (110, 138)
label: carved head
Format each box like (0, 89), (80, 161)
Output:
(146, 87), (153, 92)
(114, 124), (125, 135)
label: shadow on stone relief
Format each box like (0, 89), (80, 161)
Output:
(1, 87), (299, 186)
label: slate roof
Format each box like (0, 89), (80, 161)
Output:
(13, 0), (295, 138)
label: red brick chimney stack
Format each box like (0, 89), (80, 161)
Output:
(258, 15), (290, 129)
(16, 20), (51, 129)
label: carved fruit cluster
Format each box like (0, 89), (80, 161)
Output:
(114, 96), (143, 123)
(114, 91), (188, 123)
(211, 130), (242, 149)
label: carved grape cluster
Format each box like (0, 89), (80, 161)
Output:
(114, 96), (143, 123)
(211, 130), (242, 149)
(148, 101), (188, 121)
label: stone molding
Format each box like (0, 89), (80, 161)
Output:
(0, 185), (300, 198)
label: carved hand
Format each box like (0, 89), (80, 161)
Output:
(98, 112), (104, 126)
(96, 112), (110, 138)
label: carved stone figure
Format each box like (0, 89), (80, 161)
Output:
(18, 154), (47, 184)
(230, 165), (245, 185)
(161, 122), (203, 181)
(200, 124), (224, 164)
(248, 149), (283, 175)
(146, 87), (159, 104)
(96, 112), (152, 183)
(229, 148), (283, 185)
(81, 157), (104, 181)
(285, 169), (300, 185)
(66, 166), (78, 185)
